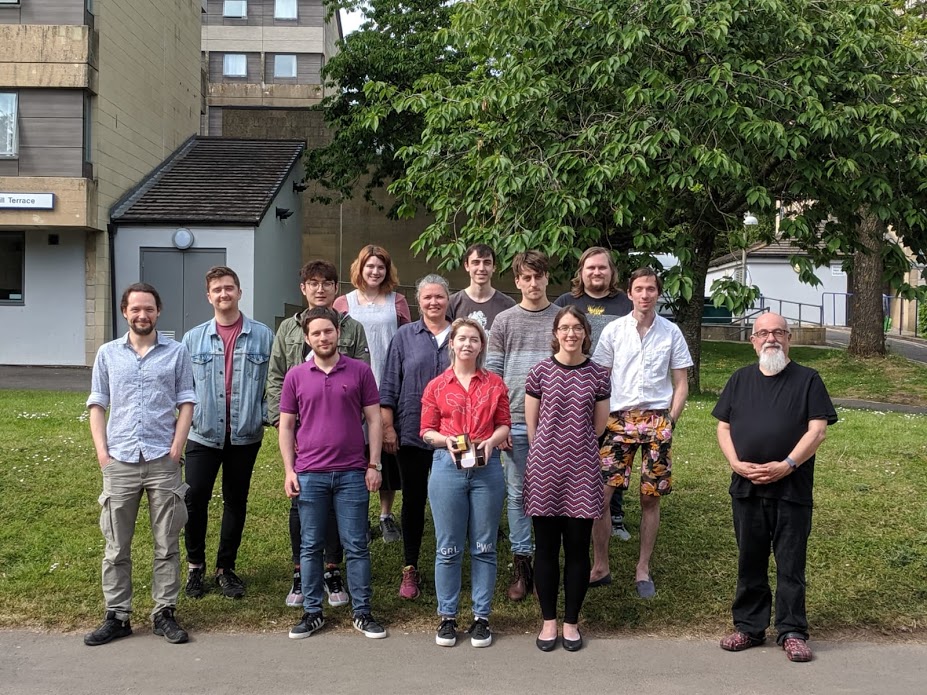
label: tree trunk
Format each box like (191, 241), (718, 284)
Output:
(848, 212), (887, 358)
(675, 223), (714, 394)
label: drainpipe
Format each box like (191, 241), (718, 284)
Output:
(107, 222), (118, 340)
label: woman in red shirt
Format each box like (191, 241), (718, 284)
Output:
(420, 318), (511, 649)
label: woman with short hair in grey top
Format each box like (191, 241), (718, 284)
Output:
(379, 274), (452, 601)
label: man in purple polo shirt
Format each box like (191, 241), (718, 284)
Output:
(279, 306), (388, 640)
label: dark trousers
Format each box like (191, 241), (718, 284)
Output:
(290, 499), (342, 566)
(532, 515), (594, 624)
(608, 488), (625, 518)
(398, 445), (434, 568)
(732, 496), (812, 643)
(184, 437), (261, 570)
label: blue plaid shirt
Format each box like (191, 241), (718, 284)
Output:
(87, 332), (196, 462)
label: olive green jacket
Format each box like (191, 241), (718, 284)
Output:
(265, 309), (370, 426)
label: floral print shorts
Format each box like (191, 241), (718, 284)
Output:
(599, 409), (674, 497)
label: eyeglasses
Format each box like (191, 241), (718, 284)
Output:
(556, 325), (586, 335)
(752, 329), (790, 340)
(304, 280), (336, 291)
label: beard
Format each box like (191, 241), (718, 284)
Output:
(129, 319), (155, 336)
(758, 346), (788, 375)
(311, 343), (338, 359)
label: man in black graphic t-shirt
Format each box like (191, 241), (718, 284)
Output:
(712, 312), (837, 664)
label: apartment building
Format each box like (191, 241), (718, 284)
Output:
(0, 0), (202, 365)
(202, 0), (341, 135)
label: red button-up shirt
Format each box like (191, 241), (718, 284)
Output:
(420, 368), (511, 442)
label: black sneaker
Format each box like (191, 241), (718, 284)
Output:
(216, 569), (246, 599)
(152, 607), (189, 644)
(289, 611), (325, 639)
(467, 618), (492, 648)
(83, 611), (132, 646)
(353, 613), (387, 639)
(185, 566), (206, 599)
(435, 618), (457, 647)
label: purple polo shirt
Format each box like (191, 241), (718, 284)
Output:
(280, 355), (380, 473)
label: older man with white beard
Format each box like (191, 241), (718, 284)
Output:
(712, 312), (837, 663)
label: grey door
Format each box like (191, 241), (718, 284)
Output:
(139, 248), (226, 339)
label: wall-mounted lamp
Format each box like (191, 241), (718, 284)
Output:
(276, 207), (294, 220)
(293, 180), (308, 193)
(172, 227), (195, 249)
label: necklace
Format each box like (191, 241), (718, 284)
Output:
(361, 289), (381, 305)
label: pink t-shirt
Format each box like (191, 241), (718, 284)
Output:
(279, 355), (380, 473)
(215, 313), (243, 431)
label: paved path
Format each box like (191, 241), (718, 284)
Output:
(0, 365), (90, 392)
(2, 630), (926, 695)
(826, 327), (927, 364)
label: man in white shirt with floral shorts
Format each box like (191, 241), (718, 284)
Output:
(590, 267), (693, 598)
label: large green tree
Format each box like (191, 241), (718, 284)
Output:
(303, 0), (463, 214)
(367, 0), (927, 389)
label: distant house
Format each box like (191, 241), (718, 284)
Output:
(109, 136), (306, 340)
(706, 240), (849, 326)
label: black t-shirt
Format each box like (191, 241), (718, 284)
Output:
(712, 361), (837, 506)
(554, 291), (633, 351)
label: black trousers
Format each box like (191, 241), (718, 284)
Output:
(184, 437), (261, 570)
(398, 445), (434, 568)
(732, 496), (812, 643)
(532, 515), (594, 624)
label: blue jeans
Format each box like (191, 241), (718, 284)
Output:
(428, 449), (505, 619)
(504, 423), (533, 555)
(296, 469), (372, 616)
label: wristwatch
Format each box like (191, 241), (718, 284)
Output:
(368, 461), (383, 472)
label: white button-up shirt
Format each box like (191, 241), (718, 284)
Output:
(592, 313), (693, 412)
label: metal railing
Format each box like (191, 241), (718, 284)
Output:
(755, 296), (824, 326)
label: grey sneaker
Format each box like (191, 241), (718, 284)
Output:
(289, 611), (325, 639)
(323, 567), (350, 607)
(379, 515), (402, 543)
(611, 515), (631, 541)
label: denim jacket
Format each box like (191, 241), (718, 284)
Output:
(182, 314), (275, 448)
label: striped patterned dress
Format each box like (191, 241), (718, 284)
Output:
(523, 357), (611, 518)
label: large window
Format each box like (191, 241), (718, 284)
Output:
(223, 54), (248, 78)
(223, 0), (247, 18)
(0, 92), (18, 158)
(0, 233), (24, 304)
(274, 55), (297, 78)
(274, 0), (297, 19)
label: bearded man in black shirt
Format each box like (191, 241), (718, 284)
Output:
(712, 312), (837, 663)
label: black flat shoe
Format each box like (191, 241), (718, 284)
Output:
(588, 574), (612, 588)
(563, 633), (583, 652)
(536, 635), (559, 652)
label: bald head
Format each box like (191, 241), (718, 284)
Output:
(751, 312), (791, 374)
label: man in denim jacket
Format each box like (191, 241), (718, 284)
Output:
(181, 266), (274, 599)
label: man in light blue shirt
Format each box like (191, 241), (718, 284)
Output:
(182, 266), (273, 600)
(84, 283), (196, 647)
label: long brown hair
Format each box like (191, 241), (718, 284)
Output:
(350, 245), (399, 293)
(570, 247), (621, 298)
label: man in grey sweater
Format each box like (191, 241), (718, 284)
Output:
(486, 250), (560, 601)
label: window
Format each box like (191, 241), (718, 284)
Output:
(83, 94), (93, 164)
(223, 54), (248, 78)
(274, 54), (297, 78)
(0, 233), (24, 304)
(0, 92), (18, 158)
(274, 0), (297, 19)
(223, 0), (247, 18)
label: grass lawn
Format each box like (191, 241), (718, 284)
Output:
(1, 342), (926, 638)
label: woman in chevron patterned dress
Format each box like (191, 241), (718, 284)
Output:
(524, 305), (611, 652)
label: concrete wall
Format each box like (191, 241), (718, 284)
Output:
(252, 166), (303, 325)
(706, 257), (848, 325)
(113, 225), (257, 319)
(0, 231), (86, 365)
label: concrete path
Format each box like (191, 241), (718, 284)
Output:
(0, 365), (90, 392)
(826, 327), (927, 364)
(2, 630), (926, 695)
